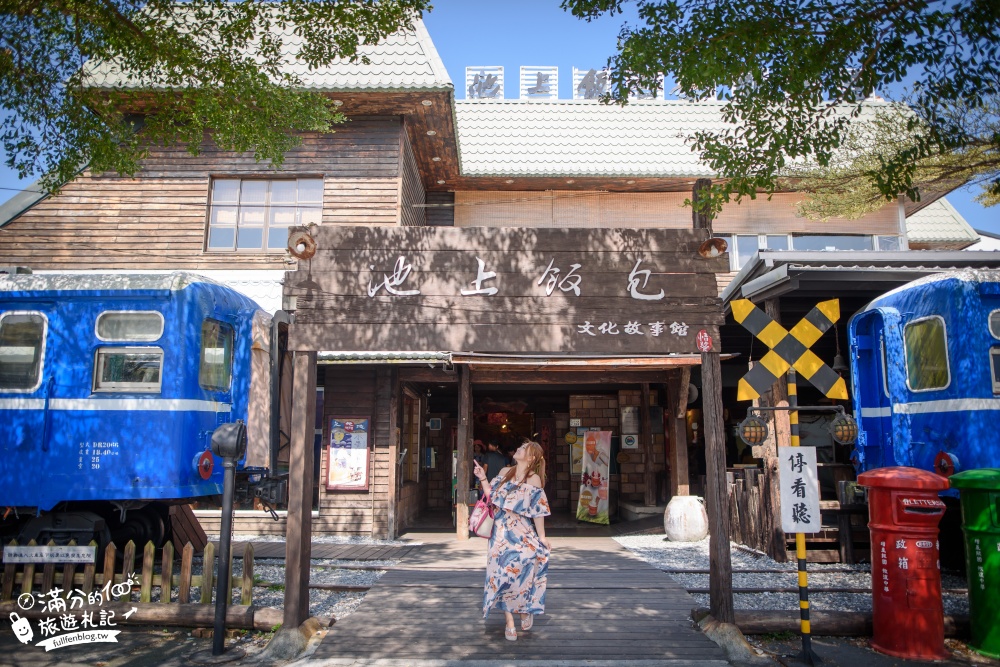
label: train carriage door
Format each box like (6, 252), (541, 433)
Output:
(0, 309), (50, 454)
(849, 310), (897, 471)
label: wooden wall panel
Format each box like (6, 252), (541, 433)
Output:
(287, 226), (726, 355)
(398, 126), (426, 227)
(425, 192), (454, 227)
(0, 118), (405, 270)
(454, 191), (899, 235)
(319, 366), (391, 536)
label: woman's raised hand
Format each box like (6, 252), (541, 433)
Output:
(473, 459), (486, 480)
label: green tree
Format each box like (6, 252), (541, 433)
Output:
(0, 0), (430, 191)
(563, 0), (1000, 216)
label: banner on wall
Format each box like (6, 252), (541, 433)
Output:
(576, 430), (612, 524)
(327, 417), (370, 491)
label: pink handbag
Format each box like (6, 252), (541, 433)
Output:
(468, 494), (495, 538)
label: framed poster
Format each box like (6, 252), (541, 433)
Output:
(327, 417), (370, 491)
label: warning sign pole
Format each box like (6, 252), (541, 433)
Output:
(789, 370), (820, 665)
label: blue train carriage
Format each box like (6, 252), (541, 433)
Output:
(0, 272), (282, 548)
(849, 268), (1000, 489)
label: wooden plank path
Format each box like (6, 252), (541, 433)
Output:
(305, 533), (730, 666)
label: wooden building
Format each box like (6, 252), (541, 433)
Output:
(0, 18), (990, 543)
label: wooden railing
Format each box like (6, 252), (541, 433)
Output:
(2, 539), (255, 605)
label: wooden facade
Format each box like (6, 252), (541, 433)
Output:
(0, 40), (959, 548)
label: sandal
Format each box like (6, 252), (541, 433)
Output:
(505, 626), (517, 641)
(521, 614), (533, 632)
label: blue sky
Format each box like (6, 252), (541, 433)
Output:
(1, 0), (996, 235)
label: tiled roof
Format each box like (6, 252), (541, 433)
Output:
(454, 99), (728, 177)
(85, 18), (451, 93)
(905, 198), (980, 244)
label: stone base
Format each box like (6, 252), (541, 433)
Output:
(618, 501), (667, 522)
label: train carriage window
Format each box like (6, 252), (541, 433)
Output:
(94, 347), (163, 392)
(200, 319), (233, 391)
(903, 316), (950, 392)
(0, 312), (46, 391)
(991, 348), (1000, 394)
(990, 310), (1000, 340)
(96, 311), (163, 341)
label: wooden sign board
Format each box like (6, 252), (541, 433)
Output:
(286, 226), (726, 354)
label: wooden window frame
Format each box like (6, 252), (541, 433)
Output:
(205, 177), (323, 254)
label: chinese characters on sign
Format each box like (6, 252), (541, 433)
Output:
(6, 576), (135, 651)
(777, 446), (821, 534)
(466, 67), (503, 99)
(574, 67), (609, 99)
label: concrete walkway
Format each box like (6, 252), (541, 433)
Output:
(300, 531), (730, 667)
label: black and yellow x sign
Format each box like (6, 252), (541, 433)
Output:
(733, 298), (848, 401)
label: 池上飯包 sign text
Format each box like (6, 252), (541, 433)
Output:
(286, 227), (726, 355)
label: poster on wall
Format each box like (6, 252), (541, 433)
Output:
(327, 417), (370, 491)
(567, 430), (584, 475)
(576, 430), (612, 524)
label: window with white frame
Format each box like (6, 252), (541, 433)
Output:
(715, 234), (900, 270)
(903, 316), (950, 391)
(0, 312), (46, 391)
(207, 178), (323, 252)
(94, 347), (163, 392)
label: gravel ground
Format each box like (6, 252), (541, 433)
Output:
(130, 554), (397, 621)
(614, 534), (970, 616)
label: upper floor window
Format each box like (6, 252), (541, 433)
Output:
(0, 312), (46, 392)
(207, 178), (323, 252)
(715, 234), (902, 270)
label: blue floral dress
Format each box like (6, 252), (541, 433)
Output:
(482, 475), (551, 618)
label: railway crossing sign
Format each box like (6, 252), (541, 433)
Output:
(732, 298), (848, 401)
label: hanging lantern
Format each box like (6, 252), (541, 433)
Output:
(828, 413), (859, 445)
(738, 413), (769, 447)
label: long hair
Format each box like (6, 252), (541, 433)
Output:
(500, 440), (546, 487)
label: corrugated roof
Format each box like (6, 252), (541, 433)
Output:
(905, 197), (980, 244)
(85, 17), (451, 93)
(317, 351), (451, 364)
(454, 99), (727, 177)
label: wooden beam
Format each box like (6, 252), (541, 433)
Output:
(283, 350), (317, 629)
(701, 350), (734, 624)
(760, 298), (789, 562)
(387, 368), (400, 539)
(455, 365), (472, 540)
(641, 383), (656, 507)
(398, 367), (457, 384)
(470, 369), (687, 385)
(666, 367), (691, 497)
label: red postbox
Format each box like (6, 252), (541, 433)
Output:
(857, 467), (950, 660)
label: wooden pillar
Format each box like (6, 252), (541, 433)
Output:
(701, 351), (735, 624)
(455, 365), (472, 540)
(386, 369), (400, 539)
(758, 298), (789, 562)
(283, 350), (316, 629)
(666, 367), (691, 497)
(641, 383), (656, 506)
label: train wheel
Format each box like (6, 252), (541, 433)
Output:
(110, 508), (166, 549)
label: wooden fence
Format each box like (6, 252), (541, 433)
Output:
(727, 467), (785, 561)
(2, 539), (255, 605)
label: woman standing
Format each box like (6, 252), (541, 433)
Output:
(474, 440), (551, 641)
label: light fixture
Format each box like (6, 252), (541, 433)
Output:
(505, 179), (514, 184)
(421, 100), (433, 106)
(737, 413), (769, 447)
(828, 413), (859, 445)
(626, 180), (636, 185)
(332, 100), (343, 106)
(566, 179), (575, 184)
(426, 130), (437, 136)
(432, 156), (441, 162)
(832, 323), (848, 374)
(437, 179), (446, 184)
